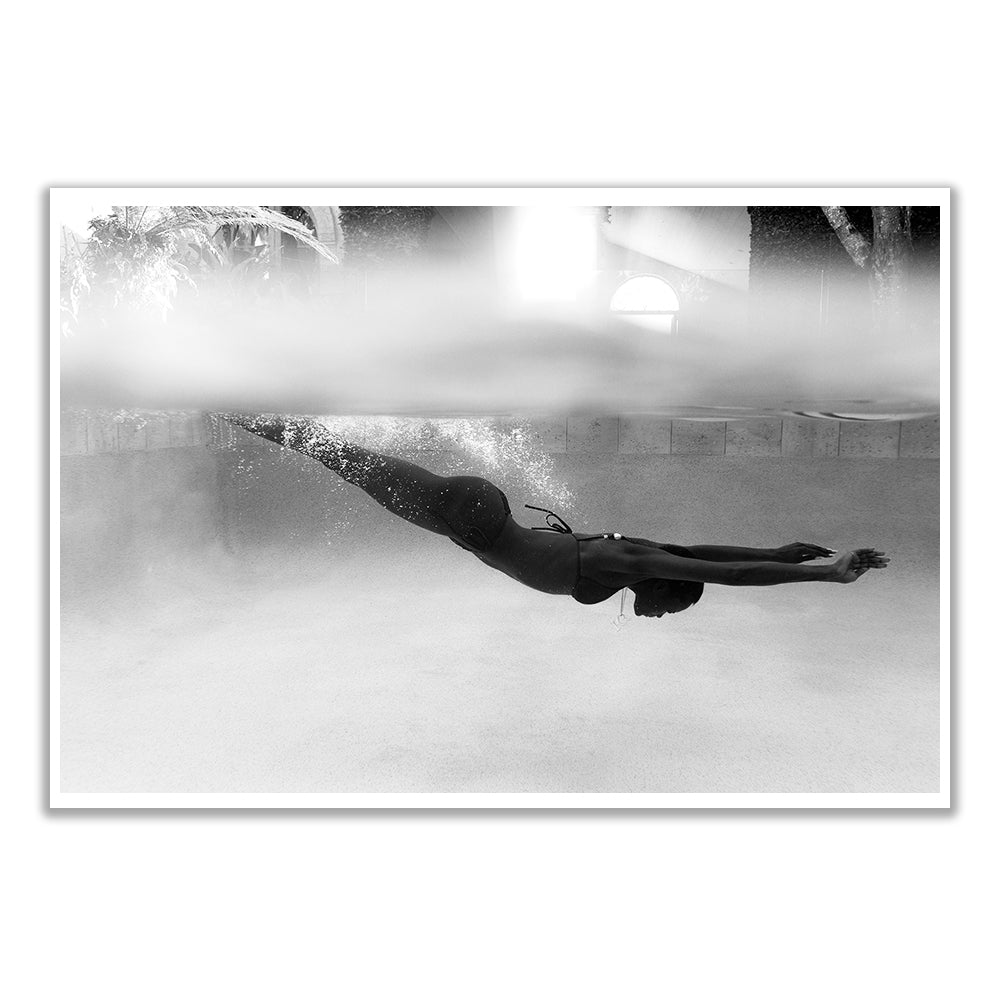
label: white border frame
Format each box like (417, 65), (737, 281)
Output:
(50, 187), (950, 809)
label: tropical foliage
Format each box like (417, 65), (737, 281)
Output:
(60, 205), (339, 333)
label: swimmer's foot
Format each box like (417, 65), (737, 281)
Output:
(222, 413), (343, 458)
(222, 412), (298, 446)
(221, 412), (256, 430)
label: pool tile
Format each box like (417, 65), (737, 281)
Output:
(210, 416), (241, 450)
(116, 417), (147, 451)
(526, 415), (567, 453)
(725, 419), (782, 456)
(670, 420), (726, 455)
(899, 416), (940, 458)
(169, 413), (197, 447)
(86, 414), (118, 454)
(619, 415), (672, 454)
(60, 410), (88, 455)
(496, 415), (566, 452)
(567, 416), (620, 453)
(145, 415), (172, 450)
(838, 421), (901, 458)
(781, 419), (841, 457)
(191, 414), (209, 447)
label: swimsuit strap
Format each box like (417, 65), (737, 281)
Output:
(524, 504), (574, 533)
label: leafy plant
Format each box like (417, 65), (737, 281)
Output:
(61, 205), (339, 333)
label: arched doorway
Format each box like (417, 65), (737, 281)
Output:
(610, 274), (681, 334)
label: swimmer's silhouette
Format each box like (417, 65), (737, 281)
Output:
(226, 414), (889, 617)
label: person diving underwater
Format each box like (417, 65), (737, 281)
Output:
(225, 413), (889, 619)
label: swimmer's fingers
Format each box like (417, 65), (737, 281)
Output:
(856, 548), (889, 563)
(778, 542), (838, 562)
(854, 548), (890, 569)
(802, 542), (837, 560)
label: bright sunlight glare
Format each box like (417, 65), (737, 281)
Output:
(510, 207), (598, 302)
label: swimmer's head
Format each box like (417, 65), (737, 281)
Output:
(630, 579), (704, 618)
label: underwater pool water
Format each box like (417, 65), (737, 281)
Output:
(59, 423), (940, 794)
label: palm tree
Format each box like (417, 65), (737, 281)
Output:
(821, 206), (913, 335)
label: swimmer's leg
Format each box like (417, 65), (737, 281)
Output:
(225, 413), (454, 535)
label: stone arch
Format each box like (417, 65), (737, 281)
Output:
(303, 206), (344, 264)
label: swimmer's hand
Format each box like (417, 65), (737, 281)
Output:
(830, 548), (890, 583)
(774, 542), (837, 563)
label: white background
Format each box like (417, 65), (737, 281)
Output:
(5, 3), (992, 997)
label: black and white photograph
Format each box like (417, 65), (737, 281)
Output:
(52, 191), (947, 806)
(12, 3), (999, 993)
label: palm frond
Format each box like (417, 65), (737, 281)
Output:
(60, 204), (340, 333)
(149, 206), (339, 263)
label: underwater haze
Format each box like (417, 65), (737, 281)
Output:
(60, 418), (939, 793)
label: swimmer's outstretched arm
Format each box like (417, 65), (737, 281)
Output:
(690, 542), (836, 563)
(625, 538), (835, 564)
(617, 546), (888, 587)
